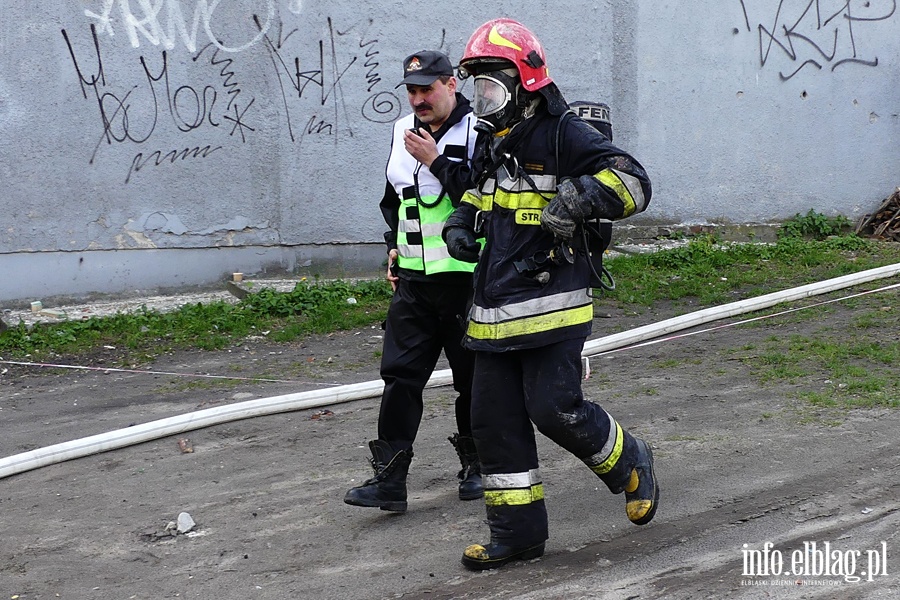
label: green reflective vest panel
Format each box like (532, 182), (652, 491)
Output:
(386, 113), (477, 275)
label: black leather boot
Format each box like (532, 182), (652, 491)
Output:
(622, 438), (659, 525)
(598, 433), (659, 526)
(343, 440), (413, 512)
(461, 540), (545, 571)
(448, 433), (483, 500)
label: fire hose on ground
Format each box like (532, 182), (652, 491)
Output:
(1, 262), (898, 480)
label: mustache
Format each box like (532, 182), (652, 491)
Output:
(413, 103), (433, 110)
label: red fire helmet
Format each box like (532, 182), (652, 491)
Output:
(460, 18), (552, 92)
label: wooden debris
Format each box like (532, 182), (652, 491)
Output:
(225, 279), (252, 299)
(856, 188), (900, 241)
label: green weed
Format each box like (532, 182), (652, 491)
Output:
(778, 209), (852, 240)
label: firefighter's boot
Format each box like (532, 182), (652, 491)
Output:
(461, 540), (546, 571)
(448, 433), (483, 500)
(599, 433), (659, 525)
(343, 440), (413, 513)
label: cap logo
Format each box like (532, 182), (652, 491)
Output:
(406, 57), (422, 73)
(488, 26), (522, 51)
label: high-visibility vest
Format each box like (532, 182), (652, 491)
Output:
(386, 113), (477, 274)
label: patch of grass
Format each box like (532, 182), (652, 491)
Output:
(797, 391), (838, 408)
(0, 279), (391, 360)
(752, 351), (809, 382)
(602, 233), (889, 308)
(748, 331), (900, 409)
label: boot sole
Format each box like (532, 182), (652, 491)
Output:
(461, 543), (545, 571)
(458, 490), (484, 501)
(343, 496), (407, 513)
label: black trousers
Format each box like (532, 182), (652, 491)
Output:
(377, 278), (475, 451)
(471, 337), (618, 546)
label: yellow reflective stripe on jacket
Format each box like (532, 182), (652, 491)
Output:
(586, 420), (623, 475)
(470, 289), (589, 324)
(467, 288), (593, 341)
(467, 304), (593, 340)
(461, 189), (485, 209)
(493, 188), (548, 210)
(596, 168), (646, 217)
(484, 484), (545, 506)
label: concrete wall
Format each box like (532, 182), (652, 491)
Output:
(2, 1), (898, 304)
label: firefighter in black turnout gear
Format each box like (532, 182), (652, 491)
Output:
(344, 50), (482, 513)
(442, 19), (659, 570)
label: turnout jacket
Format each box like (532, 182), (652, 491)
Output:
(446, 111), (651, 351)
(380, 93), (478, 283)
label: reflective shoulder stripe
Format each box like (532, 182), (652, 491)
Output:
(480, 177), (495, 194)
(585, 420), (624, 475)
(596, 169), (646, 217)
(470, 289), (589, 325)
(467, 304), (593, 340)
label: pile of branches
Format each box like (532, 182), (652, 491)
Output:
(855, 188), (900, 241)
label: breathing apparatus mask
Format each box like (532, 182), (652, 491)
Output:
(469, 67), (526, 136)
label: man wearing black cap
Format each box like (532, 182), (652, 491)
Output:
(344, 50), (482, 513)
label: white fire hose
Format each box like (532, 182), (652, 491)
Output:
(1, 262), (898, 480)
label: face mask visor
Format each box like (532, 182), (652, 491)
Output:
(472, 70), (517, 118)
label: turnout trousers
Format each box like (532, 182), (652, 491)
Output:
(378, 278), (475, 450)
(471, 337), (639, 547)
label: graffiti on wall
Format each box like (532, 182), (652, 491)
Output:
(738, 0), (897, 80)
(252, 14), (401, 144)
(83, 0), (276, 52)
(63, 3), (409, 183)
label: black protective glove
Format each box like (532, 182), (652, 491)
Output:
(540, 179), (581, 240)
(444, 227), (481, 263)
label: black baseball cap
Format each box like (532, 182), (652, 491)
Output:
(396, 50), (454, 88)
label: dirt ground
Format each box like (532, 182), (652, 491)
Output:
(1, 280), (899, 600)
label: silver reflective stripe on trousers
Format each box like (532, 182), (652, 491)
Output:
(483, 469), (543, 489)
